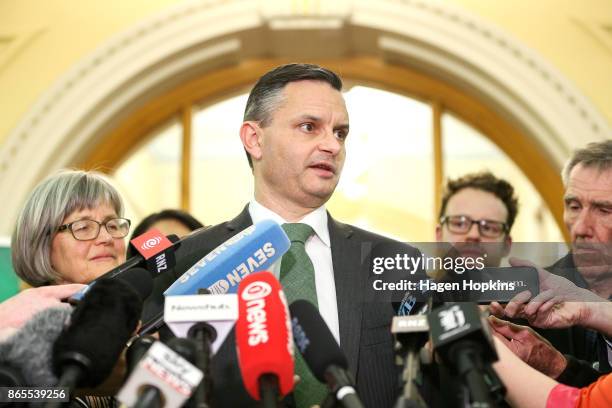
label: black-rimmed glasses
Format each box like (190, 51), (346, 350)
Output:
(440, 215), (508, 238)
(57, 218), (131, 241)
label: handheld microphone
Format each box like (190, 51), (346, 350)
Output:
(163, 291), (238, 354)
(116, 340), (203, 408)
(49, 277), (145, 407)
(391, 314), (429, 408)
(427, 303), (502, 407)
(69, 229), (179, 302)
(165, 337), (200, 408)
(368, 241), (429, 314)
(166, 337), (199, 366)
(115, 267), (155, 301)
(289, 300), (365, 408)
(0, 364), (24, 387)
(125, 336), (156, 380)
(0, 306), (72, 387)
(165, 220), (289, 296)
(140, 220), (290, 334)
(165, 289), (238, 408)
(235, 272), (294, 406)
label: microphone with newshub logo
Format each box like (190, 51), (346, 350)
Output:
(164, 290), (239, 408)
(164, 291), (238, 357)
(235, 272), (294, 408)
(427, 303), (504, 408)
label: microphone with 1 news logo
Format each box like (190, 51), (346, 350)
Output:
(427, 302), (506, 408)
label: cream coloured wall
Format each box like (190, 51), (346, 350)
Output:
(451, 0), (612, 128)
(0, 0), (609, 240)
(0, 0), (179, 143)
(0, 0), (610, 147)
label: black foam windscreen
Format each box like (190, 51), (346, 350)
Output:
(52, 278), (142, 387)
(166, 337), (198, 365)
(289, 300), (348, 382)
(0, 364), (24, 387)
(0, 307), (72, 386)
(115, 267), (154, 301)
(125, 336), (155, 378)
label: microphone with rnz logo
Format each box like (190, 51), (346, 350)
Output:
(235, 272), (294, 407)
(391, 313), (429, 408)
(130, 228), (178, 274)
(289, 300), (365, 408)
(427, 303), (504, 407)
(69, 228), (179, 303)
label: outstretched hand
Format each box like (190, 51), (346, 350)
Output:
(0, 284), (84, 330)
(489, 316), (567, 379)
(493, 258), (599, 329)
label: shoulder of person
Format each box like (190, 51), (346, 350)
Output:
(337, 220), (419, 252)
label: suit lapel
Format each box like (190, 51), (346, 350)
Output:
(231, 207), (364, 376)
(226, 204), (253, 232)
(328, 214), (364, 378)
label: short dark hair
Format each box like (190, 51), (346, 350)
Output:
(242, 63), (343, 169)
(438, 171), (519, 232)
(562, 140), (612, 185)
(126, 209), (204, 258)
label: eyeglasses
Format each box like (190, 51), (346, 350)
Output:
(440, 215), (508, 238)
(57, 218), (131, 241)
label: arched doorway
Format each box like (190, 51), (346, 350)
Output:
(1, 0), (608, 235)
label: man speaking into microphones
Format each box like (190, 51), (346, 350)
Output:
(144, 63), (420, 407)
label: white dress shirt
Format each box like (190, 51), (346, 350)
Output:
(248, 200), (341, 344)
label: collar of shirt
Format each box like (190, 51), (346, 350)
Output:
(248, 199), (340, 344)
(248, 199), (331, 247)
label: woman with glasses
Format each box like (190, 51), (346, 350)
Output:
(10, 169), (130, 407)
(12, 169), (130, 286)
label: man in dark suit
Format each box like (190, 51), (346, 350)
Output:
(147, 63), (418, 407)
(490, 140), (612, 387)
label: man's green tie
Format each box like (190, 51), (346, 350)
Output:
(280, 223), (328, 408)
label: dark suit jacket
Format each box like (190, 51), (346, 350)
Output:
(144, 205), (419, 407)
(537, 253), (611, 386)
(530, 253), (599, 363)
